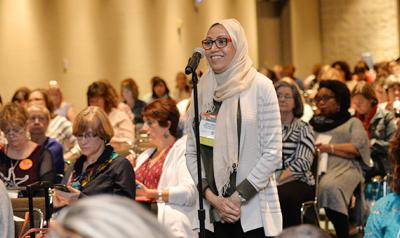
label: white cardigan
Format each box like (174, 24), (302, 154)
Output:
(135, 136), (197, 238)
(186, 73), (283, 236)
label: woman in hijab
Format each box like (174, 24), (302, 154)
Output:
(310, 80), (371, 238)
(186, 19), (282, 238)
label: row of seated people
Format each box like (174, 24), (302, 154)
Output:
(0, 78), (399, 237)
(2, 76), (395, 236)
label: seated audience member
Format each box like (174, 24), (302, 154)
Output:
(310, 80), (371, 238)
(351, 81), (397, 178)
(276, 224), (330, 238)
(47, 80), (77, 122)
(364, 128), (400, 238)
(173, 72), (191, 102)
(87, 80), (135, 147)
(53, 107), (135, 209)
(27, 104), (65, 176)
(120, 78), (146, 124)
(332, 60), (356, 91)
(147, 76), (171, 103)
(372, 77), (388, 105)
(353, 60), (374, 84)
(274, 80), (315, 228)
(11, 87), (31, 108)
(380, 74), (400, 114)
(135, 99), (197, 237)
(282, 64), (305, 91)
(0, 180), (14, 238)
(0, 103), (55, 190)
(49, 195), (174, 238)
(28, 89), (80, 162)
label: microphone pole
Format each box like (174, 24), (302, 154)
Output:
(192, 71), (206, 238)
(185, 48), (206, 238)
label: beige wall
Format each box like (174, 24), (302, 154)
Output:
(0, 0), (258, 110)
(320, 0), (399, 67)
(256, 0), (322, 79)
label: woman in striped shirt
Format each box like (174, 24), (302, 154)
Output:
(275, 79), (316, 228)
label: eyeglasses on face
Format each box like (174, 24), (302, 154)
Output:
(277, 93), (293, 100)
(314, 95), (336, 104)
(3, 127), (24, 136)
(201, 37), (232, 50)
(76, 132), (98, 140)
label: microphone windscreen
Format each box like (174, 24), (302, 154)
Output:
(193, 48), (205, 57)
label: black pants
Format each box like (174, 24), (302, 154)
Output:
(277, 180), (314, 228)
(205, 221), (272, 238)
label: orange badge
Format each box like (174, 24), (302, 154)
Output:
(19, 159), (33, 170)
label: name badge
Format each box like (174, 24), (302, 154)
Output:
(199, 112), (217, 147)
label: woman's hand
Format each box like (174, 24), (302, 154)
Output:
(53, 186), (80, 208)
(135, 180), (149, 198)
(205, 189), (240, 223)
(316, 143), (329, 153)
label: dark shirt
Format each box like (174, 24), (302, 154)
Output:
(132, 100), (146, 124)
(67, 145), (135, 199)
(42, 137), (64, 175)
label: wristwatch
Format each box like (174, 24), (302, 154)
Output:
(237, 193), (247, 204)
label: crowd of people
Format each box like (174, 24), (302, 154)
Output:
(0, 18), (399, 238)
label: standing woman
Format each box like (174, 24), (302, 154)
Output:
(274, 80), (315, 228)
(186, 19), (282, 237)
(310, 80), (371, 238)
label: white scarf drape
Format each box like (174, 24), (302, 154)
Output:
(188, 19), (257, 195)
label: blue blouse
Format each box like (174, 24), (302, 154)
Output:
(364, 193), (400, 238)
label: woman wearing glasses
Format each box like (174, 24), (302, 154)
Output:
(0, 103), (55, 192)
(274, 79), (315, 228)
(186, 19), (282, 237)
(310, 80), (371, 238)
(53, 107), (135, 208)
(135, 98), (197, 238)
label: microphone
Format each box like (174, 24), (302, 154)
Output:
(185, 48), (204, 75)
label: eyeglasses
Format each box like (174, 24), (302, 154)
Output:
(3, 127), (24, 136)
(201, 37), (232, 50)
(277, 93), (293, 100)
(28, 116), (48, 123)
(314, 95), (335, 104)
(144, 120), (158, 127)
(76, 133), (97, 140)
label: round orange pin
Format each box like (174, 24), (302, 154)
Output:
(19, 159), (33, 170)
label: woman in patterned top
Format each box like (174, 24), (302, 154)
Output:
(0, 103), (55, 192)
(53, 107), (135, 208)
(274, 79), (315, 228)
(135, 98), (197, 238)
(364, 126), (400, 238)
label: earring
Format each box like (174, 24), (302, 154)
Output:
(163, 131), (169, 139)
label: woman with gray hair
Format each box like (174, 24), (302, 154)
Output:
(48, 195), (175, 238)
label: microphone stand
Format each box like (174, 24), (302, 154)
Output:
(191, 71), (206, 238)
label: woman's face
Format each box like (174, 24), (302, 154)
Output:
(3, 123), (27, 147)
(142, 117), (170, 143)
(314, 88), (339, 116)
(387, 84), (400, 103)
(76, 129), (104, 158)
(122, 88), (133, 102)
(277, 86), (295, 115)
(352, 94), (373, 115)
(88, 97), (106, 111)
(204, 24), (236, 74)
(154, 83), (167, 98)
(28, 91), (46, 107)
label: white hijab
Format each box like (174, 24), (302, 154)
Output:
(188, 19), (257, 195)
